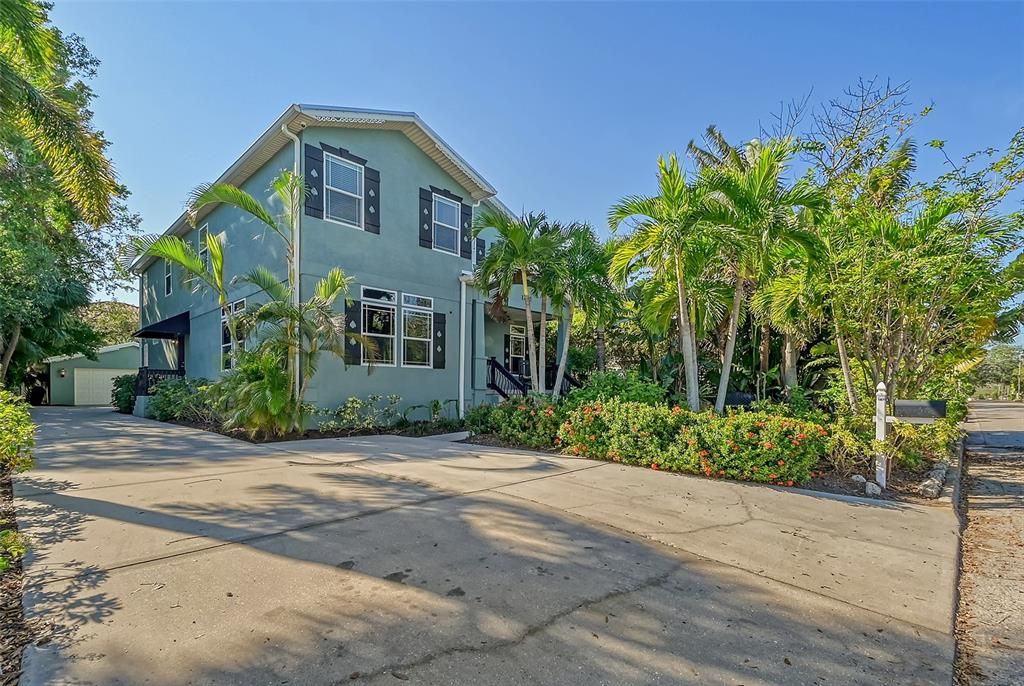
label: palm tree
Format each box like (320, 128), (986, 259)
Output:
(137, 230), (234, 347)
(549, 224), (614, 397)
(234, 264), (364, 433)
(702, 138), (826, 412)
(609, 154), (721, 411)
(473, 209), (564, 392)
(0, 0), (117, 225)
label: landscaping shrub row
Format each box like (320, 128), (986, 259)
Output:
(465, 371), (964, 488)
(470, 395), (827, 485)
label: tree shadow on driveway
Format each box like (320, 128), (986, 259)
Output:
(19, 462), (953, 685)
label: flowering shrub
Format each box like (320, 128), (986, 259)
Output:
(558, 401), (828, 484)
(491, 395), (564, 449)
(660, 412), (828, 485)
(559, 399), (698, 465)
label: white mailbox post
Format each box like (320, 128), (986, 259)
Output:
(874, 382), (889, 488)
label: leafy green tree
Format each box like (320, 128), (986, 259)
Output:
(0, 0), (117, 225)
(78, 301), (139, 345)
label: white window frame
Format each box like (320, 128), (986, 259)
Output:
(361, 286), (396, 366)
(221, 298), (246, 371)
(197, 224), (210, 273)
(164, 259), (172, 296)
(324, 152), (364, 230)
(510, 324), (526, 365)
(432, 194), (461, 255)
(401, 293), (434, 368)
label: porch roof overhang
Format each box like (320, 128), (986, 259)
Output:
(133, 311), (190, 340)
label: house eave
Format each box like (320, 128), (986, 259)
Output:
(131, 104), (500, 273)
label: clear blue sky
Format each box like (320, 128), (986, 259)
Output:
(52, 0), (1024, 321)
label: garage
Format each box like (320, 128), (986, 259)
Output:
(72, 368), (127, 406)
(45, 342), (140, 406)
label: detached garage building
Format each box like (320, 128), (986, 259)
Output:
(45, 342), (139, 406)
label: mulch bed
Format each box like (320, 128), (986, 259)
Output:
(0, 472), (33, 686)
(800, 461), (937, 502)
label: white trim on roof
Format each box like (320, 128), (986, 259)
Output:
(43, 341), (139, 364)
(131, 104), (506, 272)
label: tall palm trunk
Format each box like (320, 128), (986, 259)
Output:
(715, 279), (744, 413)
(552, 303), (574, 398)
(675, 255), (700, 411)
(538, 294), (548, 394)
(835, 330), (858, 413)
(595, 327), (606, 372)
(0, 324), (21, 382)
(782, 334), (799, 391)
(520, 268), (540, 392)
(759, 323), (771, 373)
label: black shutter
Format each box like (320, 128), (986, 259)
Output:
(304, 145), (324, 218)
(344, 299), (362, 366)
(459, 203), (473, 259)
(433, 313), (446, 369)
(475, 238), (486, 263)
(364, 167), (380, 234)
(504, 334), (511, 369)
(419, 188), (433, 248)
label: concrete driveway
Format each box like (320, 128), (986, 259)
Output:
(16, 407), (959, 685)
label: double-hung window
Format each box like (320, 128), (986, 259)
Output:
(361, 287), (396, 365)
(164, 259), (173, 296)
(433, 195), (460, 254)
(325, 152), (364, 228)
(402, 294), (433, 367)
(221, 299), (246, 370)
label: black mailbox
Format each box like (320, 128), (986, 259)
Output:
(893, 399), (947, 419)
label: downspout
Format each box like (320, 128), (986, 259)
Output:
(281, 123), (302, 401)
(458, 271), (474, 419)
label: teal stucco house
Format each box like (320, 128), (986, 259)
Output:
(131, 105), (567, 418)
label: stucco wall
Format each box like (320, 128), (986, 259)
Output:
(298, 127), (484, 413)
(48, 344), (140, 406)
(139, 146), (293, 379)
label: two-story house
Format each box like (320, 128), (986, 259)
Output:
(132, 104), (569, 418)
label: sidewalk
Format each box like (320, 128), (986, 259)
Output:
(957, 402), (1024, 685)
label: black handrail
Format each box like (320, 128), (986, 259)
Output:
(486, 357), (528, 399)
(135, 367), (186, 396)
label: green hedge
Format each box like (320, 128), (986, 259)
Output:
(0, 389), (35, 473)
(111, 374), (137, 414)
(557, 400), (828, 485)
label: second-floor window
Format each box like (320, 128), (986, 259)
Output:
(325, 152), (363, 228)
(198, 224), (210, 272)
(433, 195), (460, 254)
(164, 260), (172, 296)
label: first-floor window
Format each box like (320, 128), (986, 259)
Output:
(221, 299), (246, 370)
(402, 294), (433, 367)
(362, 286), (396, 365)
(510, 324), (526, 375)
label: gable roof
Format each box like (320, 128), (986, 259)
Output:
(134, 105), (502, 272)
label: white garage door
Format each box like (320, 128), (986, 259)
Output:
(74, 368), (123, 406)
